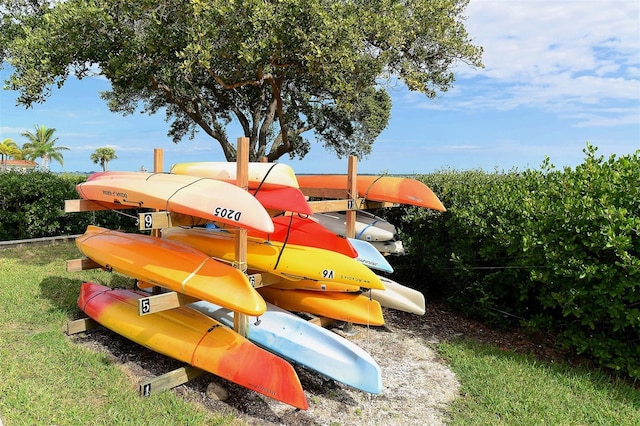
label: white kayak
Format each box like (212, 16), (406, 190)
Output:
(371, 240), (406, 255)
(363, 276), (426, 315)
(189, 300), (383, 394)
(170, 161), (299, 189)
(311, 211), (397, 242)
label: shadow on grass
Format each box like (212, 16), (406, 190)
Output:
(39, 275), (137, 318)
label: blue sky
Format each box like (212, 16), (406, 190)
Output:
(1, 0), (638, 175)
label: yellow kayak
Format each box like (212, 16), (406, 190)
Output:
(162, 227), (385, 290)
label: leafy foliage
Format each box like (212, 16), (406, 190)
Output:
(521, 145), (640, 378)
(0, 171), (139, 240)
(20, 124), (69, 169)
(1, 0), (482, 162)
(384, 144), (640, 379)
(0, 137), (23, 166)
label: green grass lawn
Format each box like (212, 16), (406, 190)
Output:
(439, 340), (639, 425)
(1, 242), (638, 425)
(0, 242), (234, 426)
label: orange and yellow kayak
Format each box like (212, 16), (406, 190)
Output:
(297, 174), (446, 211)
(76, 226), (266, 316)
(170, 161), (299, 189)
(78, 282), (308, 409)
(257, 287), (385, 326)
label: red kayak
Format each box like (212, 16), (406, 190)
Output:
(250, 187), (313, 215)
(250, 214), (358, 258)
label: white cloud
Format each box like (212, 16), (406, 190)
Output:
(0, 126), (28, 136)
(430, 0), (640, 126)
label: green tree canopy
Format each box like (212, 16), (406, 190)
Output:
(1, 0), (483, 162)
(90, 146), (118, 171)
(21, 124), (69, 169)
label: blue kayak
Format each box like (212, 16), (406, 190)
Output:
(349, 238), (394, 273)
(189, 300), (383, 394)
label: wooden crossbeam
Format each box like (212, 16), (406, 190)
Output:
(140, 365), (205, 397)
(66, 258), (101, 272)
(307, 316), (336, 328)
(65, 199), (134, 213)
(66, 317), (100, 335)
(138, 211), (172, 231)
(307, 198), (394, 213)
(137, 291), (200, 316)
(246, 272), (284, 289)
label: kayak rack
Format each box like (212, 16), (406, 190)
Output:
(64, 139), (386, 397)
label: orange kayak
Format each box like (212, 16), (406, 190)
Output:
(75, 226), (266, 316)
(297, 174), (446, 211)
(257, 287), (385, 326)
(78, 282), (308, 409)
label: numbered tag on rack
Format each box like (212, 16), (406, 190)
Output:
(142, 213), (153, 230)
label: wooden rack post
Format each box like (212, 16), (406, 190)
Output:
(151, 148), (163, 240)
(234, 137), (250, 337)
(344, 155), (358, 334)
(345, 155), (358, 239)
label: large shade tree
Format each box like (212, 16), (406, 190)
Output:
(21, 124), (69, 169)
(1, 0), (483, 162)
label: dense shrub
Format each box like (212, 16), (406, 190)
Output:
(384, 144), (639, 379)
(0, 171), (139, 240)
(383, 169), (534, 325)
(2, 148), (638, 379)
(521, 146), (640, 378)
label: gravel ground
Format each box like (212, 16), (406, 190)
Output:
(73, 306), (464, 426)
(73, 303), (560, 425)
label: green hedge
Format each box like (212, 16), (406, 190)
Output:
(0, 171), (139, 240)
(384, 144), (639, 379)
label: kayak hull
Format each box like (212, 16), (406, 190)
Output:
(257, 287), (385, 326)
(190, 300), (383, 394)
(75, 226), (266, 316)
(77, 171), (274, 233)
(163, 227), (384, 290)
(297, 174), (446, 211)
(78, 282), (308, 409)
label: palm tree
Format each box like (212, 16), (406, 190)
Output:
(90, 146), (118, 171)
(0, 138), (24, 171)
(21, 125), (69, 170)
